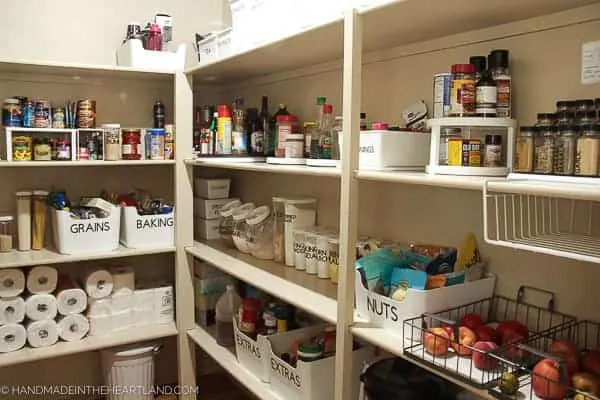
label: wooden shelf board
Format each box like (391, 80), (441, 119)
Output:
(186, 159), (341, 177)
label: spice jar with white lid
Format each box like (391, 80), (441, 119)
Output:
(246, 206), (274, 260)
(232, 203), (255, 253)
(533, 126), (556, 174)
(575, 124), (600, 176)
(0, 216), (14, 252)
(554, 125), (578, 176)
(218, 199), (242, 248)
(514, 127), (535, 173)
(15, 191), (32, 251)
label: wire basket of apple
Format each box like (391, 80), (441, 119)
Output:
(488, 320), (600, 400)
(402, 289), (576, 389)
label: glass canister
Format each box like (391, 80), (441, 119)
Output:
(0, 216), (14, 252)
(232, 203), (255, 253)
(556, 111), (575, 125)
(331, 116), (343, 161)
(218, 199), (242, 248)
(284, 198), (317, 267)
(533, 126), (556, 174)
(272, 197), (286, 263)
(514, 127), (535, 173)
(553, 125), (578, 176)
(304, 228), (319, 275)
(556, 100), (576, 113)
(575, 111), (597, 127)
(536, 113), (556, 127)
(31, 190), (48, 250)
(575, 123), (600, 176)
(246, 206), (274, 260)
(328, 237), (340, 285)
(293, 228), (307, 271)
(102, 123), (121, 161)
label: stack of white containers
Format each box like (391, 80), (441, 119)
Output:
(194, 178), (237, 240)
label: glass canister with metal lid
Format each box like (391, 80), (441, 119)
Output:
(102, 123), (121, 161)
(553, 125), (578, 176)
(272, 197), (286, 263)
(232, 203), (255, 254)
(218, 199), (242, 248)
(533, 126), (555, 174)
(439, 127), (462, 166)
(246, 206), (274, 260)
(575, 123), (600, 176)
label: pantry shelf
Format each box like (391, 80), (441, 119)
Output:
(355, 170), (496, 190)
(186, 159), (341, 177)
(0, 322), (177, 368)
(187, 325), (283, 400)
(186, 240), (338, 323)
(0, 246), (176, 269)
(0, 160), (176, 167)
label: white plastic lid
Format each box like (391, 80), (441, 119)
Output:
(232, 203), (255, 221)
(33, 190), (49, 196)
(246, 205), (271, 225)
(101, 123), (121, 128)
(0, 216), (14, 222)
(15, 191), (32, 197)
(219, 199), (242, 217)
(113, 345), (158, 357)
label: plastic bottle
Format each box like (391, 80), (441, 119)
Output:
(216, 105), (232, 155)
(147, 23), (163, 51)
(215, 284), (241, 347)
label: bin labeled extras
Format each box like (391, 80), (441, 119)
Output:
(120, 206), (175, 248)
(232, 317), (271, 382)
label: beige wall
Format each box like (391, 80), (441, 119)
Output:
(0, 0), (226, 65)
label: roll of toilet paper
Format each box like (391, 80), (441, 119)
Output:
(0, 269), (25, 298)
(111, 309), (133, 331)
(112, 267), (135, 294)
(26, 319), (59, 348)
(111, 291), (133, 313)
(57, 314), (90, 342)
(26, 266), (58, 294)
(0, 323), (26, 353)
(25, 294), (58, 321)
(0, 297), (26, 325)
(88, 298), (112, 317)
(82, 270), (114, 299)
(88, 314), (113, 336)
(55, 276), (87, 315)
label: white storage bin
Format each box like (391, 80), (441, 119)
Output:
(101, 345), (159, 400)
(195, 218), (221, 240)
(195, 197), (239, 220)
(232, 318), (271, 382)
(197, 35), (218, 64)
(120, 206), (174, 248)
(354, 273), (496, 339)
(230, 0), (293, 48)
(116, 39), (186, 71)
(51, 205), (120, 255)
(266, 325), (375, 400)
(216, 28), (235, 59)
(356, 130), (431, 171)
(195, 178), (231, 199)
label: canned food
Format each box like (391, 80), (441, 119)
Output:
(164, 124), (175, 160)
(33, 100), (50, 128)
(149, 128), (166, 160)
(433, 73), (452, 118)
(448, 138), (481, 167)
(52, 107), (65, 129)
(77, 99), (96, 128)
(3, 98), (22, 127)
(22, 100), (34, 128)
(13, 136), (32, 161)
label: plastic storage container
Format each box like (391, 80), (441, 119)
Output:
(215, 284), (241, 347)
(101, 345), (160, 400)
(246, 206), (274, 260)
(232, 203), (255, 253)
(0, 216), (13, 252)
(218, 199), (242, 247)
(232, 317), (271, 382)
(284, 199), (317, 266)
(272, 197), (286, 263)
(120, 206), (175, 248)
(195, 178), (231, 199)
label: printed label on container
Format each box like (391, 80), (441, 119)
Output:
(135, 216), (174, 230)
(271, 357), (302, 388)
(236, 332), (262, 359)
(70, 221), (110, 234)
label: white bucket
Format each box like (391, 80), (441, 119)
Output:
(101, 345), (160, 400)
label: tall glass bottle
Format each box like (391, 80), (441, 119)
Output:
(232, 97), (247, 155)
(260, 96), (272, 156)
(271, 104), (290, 157)
(198, 106), (212, 156)
(209, 111), (218, 155)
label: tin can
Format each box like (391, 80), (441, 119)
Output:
(448, 138), (481, 167)
(33, 100), (50, 128)
(78, 146), (90, 160)
(52, 107), (65, 129)
(149, 128), (165, 160)
(433, 73), (452, 118)
(22, 100), (34, 128)
(122, 129), (142, 160)
(56, 140), (71, 161)
(12, 136), (32, 161)
(164, 124), (175, 160)
(77, 99), (96, 128)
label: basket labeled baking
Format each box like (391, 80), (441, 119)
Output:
(120, 206), (174, 248)
(402, 287), (576, 389)
(488, 320), (600, 400)
(265, 324), (375, 400)
(51, 204), (120, 255)
(232, 317), (271, 383)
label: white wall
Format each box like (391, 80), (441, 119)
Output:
(0, 0), (227, 65)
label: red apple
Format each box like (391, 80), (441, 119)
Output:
(441, 324), (455, 341)
(497, 320), (529, 343)
(532, 358), (569, 400)
(424, 328), (450, 356)
(582, 350), (600, 377)
(550, 339), (580, 375)
(459, 313), (484, 330)
(572, 372), (600, 396)
(451, 326), (478, 357)
(474, 325), (500, 345)
(472, 341), (499, 370)
(500, 332), (525, 362)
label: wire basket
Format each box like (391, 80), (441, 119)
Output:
(488, 320), (600, 400)
(402, 287), (576, 389)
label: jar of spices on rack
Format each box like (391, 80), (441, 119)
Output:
(483, 134), (503, 167)
(553, 125), (578, 175)
(576, 99), (595, 112)
(556, 100), (576, 113)
(514, 126), (535, 173)
(556, 111), (575, 125)
(533, 126), (556, 174)
(536, 113), (556, 127)
(575, 123), (600, 176)
(102, 123), (121, 161)
(439, 127), (462, 166)
(450, 64), (476, 117)
(575, 111), (597, 127)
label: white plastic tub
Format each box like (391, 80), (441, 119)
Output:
(116, 39), (186, 70)
(101, 345), (160, 400)
(232, 318), (271, 382)
(51, 205), (120, 255)
(120, 206), (174, 248)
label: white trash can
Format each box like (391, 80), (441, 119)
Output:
(101, 344), (160, 400)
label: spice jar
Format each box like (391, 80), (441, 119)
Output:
(31, 190), (48, 250)
(556, 100), (576, 113)
(450, 64), (476, 117)
(246, 206), (274, 260)
(483, 134), (503, 168)
(33, 139), (52, 161)
(576, 99), (595, 112)
(575, 111), (597, 127)
(328, 237), (340, 285)
(3, 98), (21, 127)
(554, 125), (578, 176)
(232, 203), (255, 254)
(439, 127), (462, 166)
(272, 197), (286, 263)
(293, 228), (307, 271)
(0, 216), (14, 252)
(536, 113), (556, 127)
(285, 130), (304, 159)
(534, 126), (556, 174)
(219, 199), (242, 248)
(122, 129), (142, 160)
(575, 124), (600, 176)
(102, 123), (121, 161)
(556, 111), (575, 125)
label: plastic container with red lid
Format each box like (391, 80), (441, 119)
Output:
(217, 104), (231, 117)
(276, 114), (298, 157)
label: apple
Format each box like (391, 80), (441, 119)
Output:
(441, 324), (455, 341)
(500, 332), (525, 362)
(472, 341), (499, 370)
(572, 372), (600, 396)
(474, 325), (500, 345)
(550, 339), (580, 375)
(451, 326), (478, 357)
(582, 350), (600, 377)
(496, 320), (529, 343)
(424, 327), (450, 356)
(532, 358), (569, 400)
(459, 313), (484, 330)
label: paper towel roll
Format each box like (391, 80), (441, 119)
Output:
(111, 291), (133, 313)
(0, 324), (26, 353)
(112, 310), (133, 331)
(112, 267), (135, 293)
(26, 319), (59, 348)
(25, 294), (58, 321)
(0, 269), (25, 298)
(26, 266), (58, 294)
(55, 276), (87, 315)
(0, 297), (26, 325)
(57, 314), (90, 342)
(88, 314), (113, 336)
(82, 270), (114, 299)
(88, 298), (112, 317)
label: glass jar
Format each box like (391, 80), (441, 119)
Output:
(328, 237), (340, 285)
(533, 126), (556, 174)
(304, 228), (319, 275)
(293, 228), (307, 271)
(556, 100), (576, 113)
(33, 138), (52, 161)
(12, 135), (32, 161)
(536, 113), (556, 127)
(575, 111), (597, 127)
(439, 127), (462, 166)
(331, 116), (343, 161)
(232, 203), (255, 254)
(272, 197), (286, 263)
(556, 111), (575, 125)
(450, 63), (476, 117)
(554, 125), (578, 176)
(575, 124), (600, 176)
(102, 123), (121, 161)
(0, 216), (14, 252)
(285, 131), (304, 158)
(246, 206), (274, 260)
(483, 134), (503, 168)
(3, 98), (21, 127)
(122, 129), (142, 160)
(218, 199), (242, 248)
(575, 99), (595, 112)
